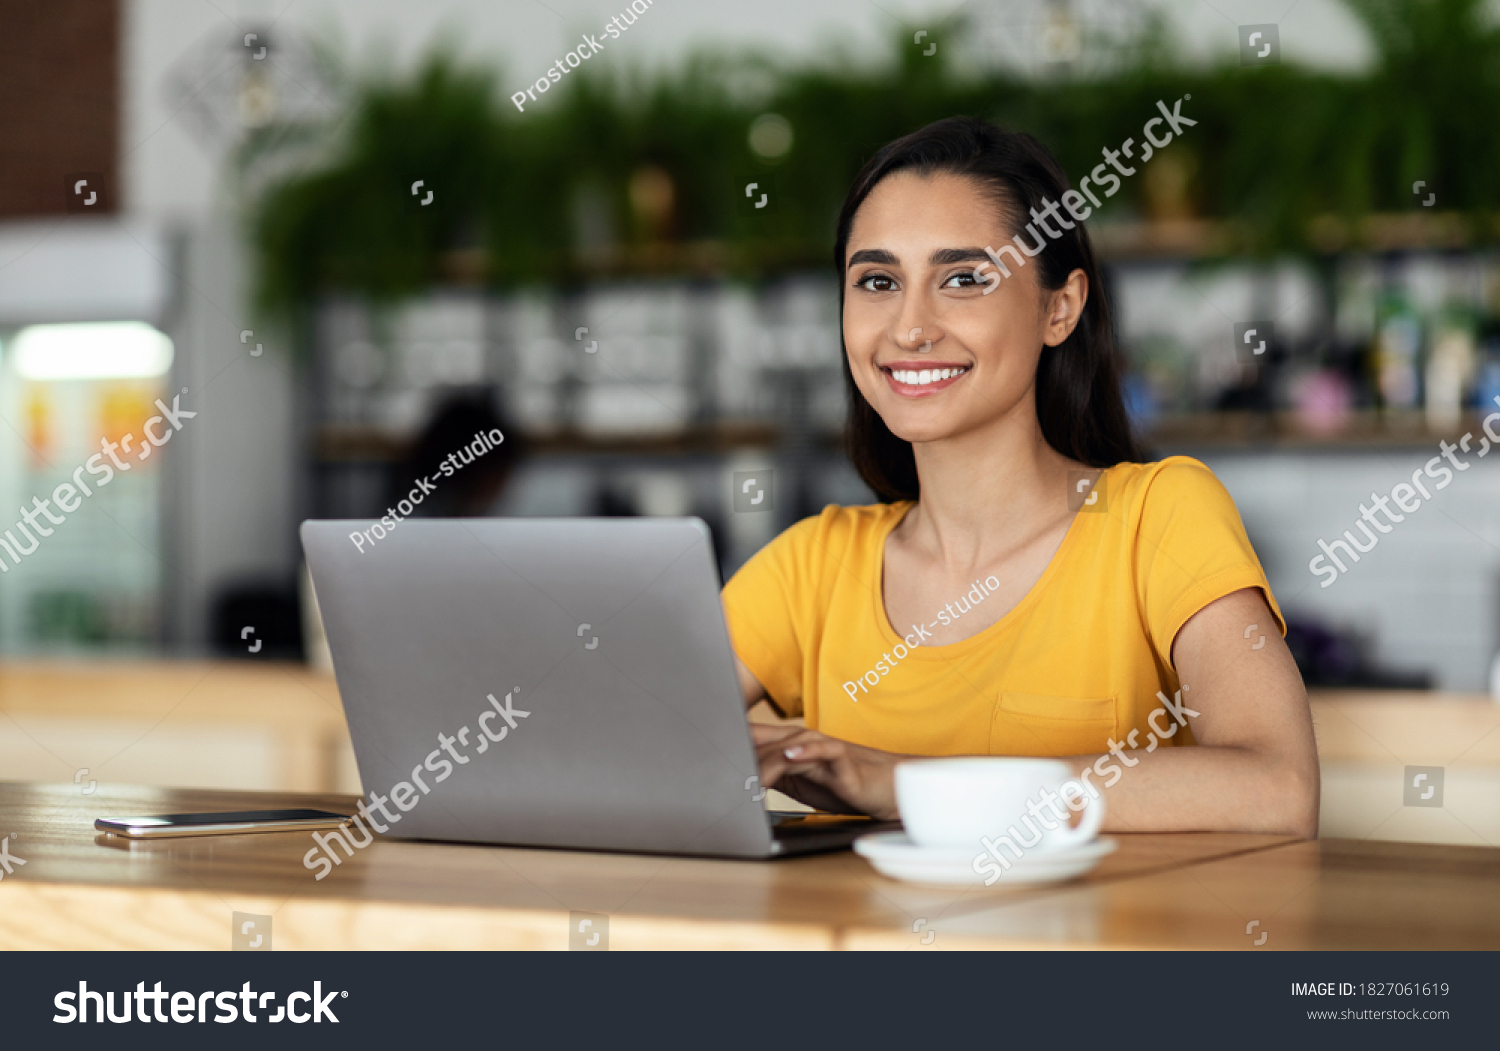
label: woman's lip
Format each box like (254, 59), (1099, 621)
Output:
(880, 365), (971, 397)
(880, 362), (969, 371)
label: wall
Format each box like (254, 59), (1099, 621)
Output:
(1198, 448), (1500, 692)
(162, 222), (299, 650)
(0, 0), (119, 217)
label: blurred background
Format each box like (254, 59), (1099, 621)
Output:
(4, 0), (1500, 842)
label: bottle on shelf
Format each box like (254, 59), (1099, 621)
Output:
(1425, 303), (1476, 430)
(1372, 288), (1422, 411)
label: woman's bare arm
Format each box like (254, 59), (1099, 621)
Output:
(1060, 587), (1320, 838)
(725, 600), (770, 710)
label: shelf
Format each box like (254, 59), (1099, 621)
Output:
(1142, 410), (1498, 451)
(314, 410), (1500, 463)
(428, 213), (1500, 286)
(314, 421), (793, 462)
(1091, 212), (1500, 261)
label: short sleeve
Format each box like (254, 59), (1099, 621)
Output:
(721, 517), (823, 718)
(1132, 458), (1285, 670)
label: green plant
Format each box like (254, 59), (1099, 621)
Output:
(248, 0), (1500, 320)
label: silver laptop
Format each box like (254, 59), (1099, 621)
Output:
(301, 517), (889, 857)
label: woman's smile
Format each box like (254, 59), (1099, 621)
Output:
(879, 361), (972, 397)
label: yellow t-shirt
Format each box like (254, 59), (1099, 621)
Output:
(721, 456), (1283, 758)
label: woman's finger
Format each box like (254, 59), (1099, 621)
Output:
(755, 746), (788, 787)
(772, 773), (861, 814)
(756, 738), (836, 794)
(750, 722), (806, 745)
(772, 730), (843, 765)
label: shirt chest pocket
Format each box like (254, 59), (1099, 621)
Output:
(989, 691), (1118, 757)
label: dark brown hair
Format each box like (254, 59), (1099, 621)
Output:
(835, 116), (1140, 502)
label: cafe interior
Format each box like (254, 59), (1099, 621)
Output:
(2, 0), (1499, 951)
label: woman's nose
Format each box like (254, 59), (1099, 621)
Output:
(903, 325), (939, 353)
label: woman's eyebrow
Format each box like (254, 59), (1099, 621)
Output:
(847, 248), (898, 269)
(928, 247), (992, 265)
(846, 247), (993, 270)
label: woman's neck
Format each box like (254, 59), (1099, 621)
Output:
(899, 398), (1073, 567)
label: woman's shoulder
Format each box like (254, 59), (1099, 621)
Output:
(1104, 455), (1235, 512)
(1100, 456), (1255, 566)
(774, 500), (913, 554)
(728, 501), (909, 598)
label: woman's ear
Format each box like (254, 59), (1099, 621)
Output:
(1042, 269), (1089, 347)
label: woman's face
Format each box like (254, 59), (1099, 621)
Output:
(841, 171), (1084, 445)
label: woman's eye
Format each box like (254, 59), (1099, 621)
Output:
(943, 271), (981, 289)
(856, 274), (896, 293)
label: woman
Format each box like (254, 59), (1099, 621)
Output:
(722, 117), (1318, 837)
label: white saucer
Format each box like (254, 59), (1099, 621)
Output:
(853, 832), (1116, 886)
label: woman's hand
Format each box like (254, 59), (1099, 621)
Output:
(751, 723), (907, 820)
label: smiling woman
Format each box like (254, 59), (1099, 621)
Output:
(720, 117), (1319, 838)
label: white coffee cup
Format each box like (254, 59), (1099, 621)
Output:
(896, 757), (1104, 852)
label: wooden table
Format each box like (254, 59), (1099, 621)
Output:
(0, 662), (360, 794)
(6, 664), (1500, 847)
(3, 783), (1497, 951)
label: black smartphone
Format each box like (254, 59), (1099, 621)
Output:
(95, 809), (352, 839)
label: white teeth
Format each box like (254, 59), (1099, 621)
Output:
(890, 366), (967, 386)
